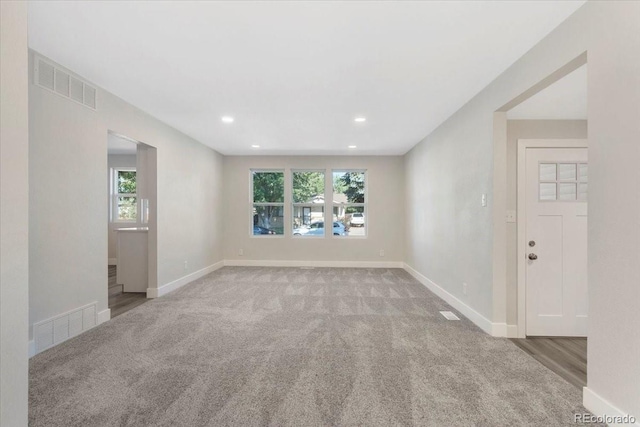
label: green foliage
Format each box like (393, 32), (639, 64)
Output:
(253, 172), (284, 203)
(117, 171), (136, 194)
(254, 205), (284, 234)
(336, 172), (365, 203)
(293, 172), (324, 203)
(118, 197), (137, 221)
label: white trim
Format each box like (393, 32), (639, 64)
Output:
(147, 260), (225, 298)
(108, 258), (117, 266)
(28, 340), (35, 358)
(506, 324), (519, 338)
(403, 263), (497, 336)
(583, 387), (639, 426)
(224, 259), (403, 269)
(492, 323), (508, 337)
(492, 112), (508, 334)
(97, 309), (111, 325)
(516, 139), (588, 338)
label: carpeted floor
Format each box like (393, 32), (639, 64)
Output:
(30, 267), (598, 426)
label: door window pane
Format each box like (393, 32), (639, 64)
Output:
(540, 183), (557, 201)
(558, 163), (577, 181)
(579, 164), (588, 182)
(539, 164), (557, 181)
(558, 183), (577, 200)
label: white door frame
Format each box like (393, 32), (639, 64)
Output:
(516, 139), (588, 338)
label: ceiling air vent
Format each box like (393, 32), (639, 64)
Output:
(34, 55), (97, 111)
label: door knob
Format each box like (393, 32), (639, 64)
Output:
(528, 253), (538, 260)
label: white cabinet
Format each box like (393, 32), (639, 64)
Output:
(115, 228), (148, 293)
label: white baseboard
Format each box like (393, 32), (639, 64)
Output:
(583, 387), (639, 426)
(223, 259), (404, 268)
(492, 323), (507, 337)
(403, 263), (499, 336)
(108, 258), (117, 266)
(147, 260), (225, 298)
(97, 308), (111, 325)
(28, 340), (35, 358)
(506, 324), (519, 338)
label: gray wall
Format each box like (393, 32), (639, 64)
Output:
(586, 0), (640, 418)
(505, 120), (587, 325)
(405, 1), (639, 418)
(107, 154), (137, 261)
(0, 2), (29, 425)
(224, 156), (404, 264)
(29, 51), (225, 339)
(404, 5), (593, 323)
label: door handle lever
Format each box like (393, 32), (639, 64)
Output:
(528, 253), (538, 260)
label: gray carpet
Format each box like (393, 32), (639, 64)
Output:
(30, 267), (597, 426)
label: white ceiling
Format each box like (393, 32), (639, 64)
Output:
(28, 1), (585, 156)
(507, 65), (587, 120)
(108, 133), (137, 156)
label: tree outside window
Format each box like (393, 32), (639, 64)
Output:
(111, 168), (137, 222)
(333, 171), (366, 237)
(252, 171), (284, 235)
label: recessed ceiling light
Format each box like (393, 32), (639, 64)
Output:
(354, 117), (366, 122)
(221, 116), (234, 123)
(251, 144), (260, 148)
(348, 145), (357, 149)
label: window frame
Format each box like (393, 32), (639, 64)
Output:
(291, 169), (326, 238)
(250, 169), (285, 238)
(110, 167), (137, 223)
(332, 169), (367, 238)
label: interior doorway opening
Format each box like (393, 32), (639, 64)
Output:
(107, 132), (157, 317)
(493, 55), (588, 388)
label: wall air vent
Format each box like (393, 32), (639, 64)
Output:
(34, 55), (97, 110)
(33, 302), (97, 355)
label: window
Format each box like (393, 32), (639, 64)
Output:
(539, 162), (588, 201)
(292, 171), (325, 237)
(252, 170), (284, 235)
(111, 168), (137, 222)
(332, 170), (366, 237)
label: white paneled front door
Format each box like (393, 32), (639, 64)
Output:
(525, 147), (588, 337)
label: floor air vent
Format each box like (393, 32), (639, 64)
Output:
(440, 311), (460, 320)
(34, 55), (97, 110)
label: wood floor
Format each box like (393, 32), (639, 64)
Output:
(108, 265), (147, 318)
(510, 337), (587, 389)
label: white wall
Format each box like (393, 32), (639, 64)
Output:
(585, 0), (640, 419)
(0, 2), (29, 425)
(505, 120), (587, 325)
(29, 51), (225, 340)
(224, 156), (404, 265)
(107, 154), (136, 261)
(405, 1), (639, 419)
